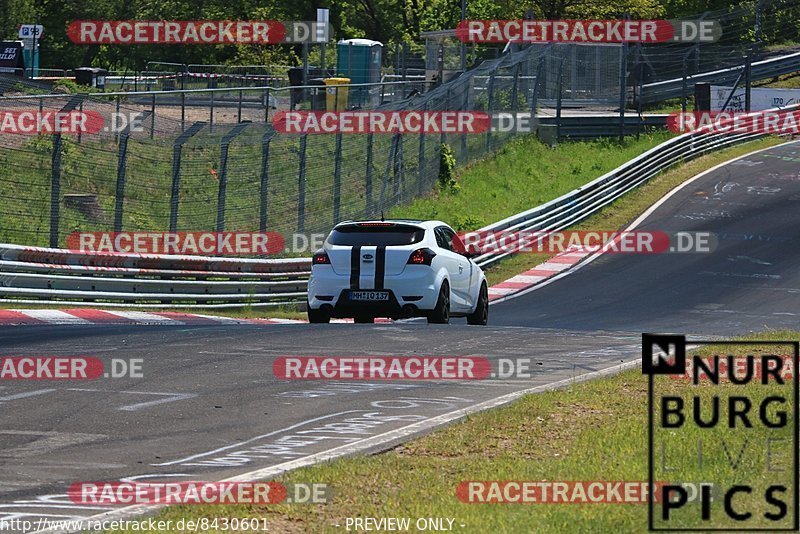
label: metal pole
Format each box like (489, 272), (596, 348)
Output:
(259, 133), (273, 232)
(216, 122), (250, 232)
(297, 134), (307, 233)
(418, 101), (427, 195)
(50, 133), (63, 248)
(333, 132), (343, 224)
(49, 96), (83, 247)
(460, 0), (467, 72)
(486, 72), (496, 150)
(619, 23), (628, 143)
(366, 133), (374, 216)
(150, 93), (156, 139)
(169, 122), (206, 232)
(556, 58), (564, 141)
(745, 47), (753, 113)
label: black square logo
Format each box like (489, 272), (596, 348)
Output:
(643, 333), (686, 375)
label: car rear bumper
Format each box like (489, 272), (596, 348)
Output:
(308, 266), (439, 317)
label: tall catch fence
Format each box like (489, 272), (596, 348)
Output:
(0, 41), (630, 250)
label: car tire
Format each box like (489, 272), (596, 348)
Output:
(466, 282), (489, 326)
(354, 315), (374, 323)
(427, 281), (450, 324)
(307, 303), (330, 324)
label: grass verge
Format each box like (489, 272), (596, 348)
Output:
(107, 330), (798, 533)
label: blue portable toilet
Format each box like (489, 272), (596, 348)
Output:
(336, 39), (382, 107)
(336, 39), (383, 84)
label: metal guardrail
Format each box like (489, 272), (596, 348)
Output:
(641, 50), (800, 104)
(0, 109), (792, 308)
(470, 105), (800, 268)
(0, 244), (310, 308)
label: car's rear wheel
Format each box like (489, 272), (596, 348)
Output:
(427, 281), (450, 324)
(354, 315), (374, 323)
(466, 282), (489, 326)
(307, 302), (330, 324)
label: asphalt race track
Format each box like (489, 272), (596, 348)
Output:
(1, 141), (798, 529)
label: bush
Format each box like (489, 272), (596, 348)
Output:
(438, 143), (458, 193)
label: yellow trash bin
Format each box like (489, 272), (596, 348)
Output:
(324, 78), (350, 111)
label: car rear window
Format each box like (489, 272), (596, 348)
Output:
(327, 225), (426, 246)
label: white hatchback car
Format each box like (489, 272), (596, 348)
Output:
(307, 220), (488, 324)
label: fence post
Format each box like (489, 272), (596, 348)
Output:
(510, 63), (521, 113)
(333, 132), (343, 224)
(486, 72), (496, 150)
(619, 24), (628, 143)
(113, 112), (151, 232)
(297, 134), (308, 233)
(181, 91), (186, 132)
(237, 89), (243, 122)
(264, 88), (271, 122)
(394, 133), (404, 202)
(115, 95), (121, 143)
(556, 57), (565, 140)
(209, 91), (215, 131)
(461, 86), (468, 163)
(77, 99), (84, 145)
(531, 56), (544, 118)
(365, 133), (374, 216)
(50, 96), (83, 248)
(169, 122), (206, 232)
(259, 132), (274, 232)
(216, 122), (251, 232)
(379, 135), (398, 213)
(113, 131), (129, 232)
(150, 93), (156, 139)
(50, 134), (63, 248)
(418, 101), (427, 195)
(441, 88), (451, 147)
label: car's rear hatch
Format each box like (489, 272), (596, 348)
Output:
(325, 222), (426, 287)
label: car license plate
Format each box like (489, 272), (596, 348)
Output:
(350, 291), (389, 301)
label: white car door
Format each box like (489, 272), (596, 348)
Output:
(436, 226), (472, 312)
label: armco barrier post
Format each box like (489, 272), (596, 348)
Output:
(259, 132), (274, 232)
(297, 134), (307, 233)
(216, 122), (251, 232)
(333, 132), (343, 224)
(169, 122), (206, 232)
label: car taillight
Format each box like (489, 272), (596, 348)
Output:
(312, 251), (330, 265)
(407, 248), (436, 266)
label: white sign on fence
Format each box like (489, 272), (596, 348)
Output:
(711, 85), (800, 112)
